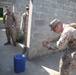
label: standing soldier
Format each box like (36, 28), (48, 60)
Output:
(3, 6), (18, 46)
(20, 5), (29, 54)
(42, 19), (76, 75)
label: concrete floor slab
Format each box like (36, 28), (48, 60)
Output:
(0, 29), (76, 75)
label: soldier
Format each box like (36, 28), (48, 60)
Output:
(42, 19), (76, 75)
(3, 6), (17, 46)
(20, 5), (29, 54)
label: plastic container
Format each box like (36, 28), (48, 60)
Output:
(14, 54), (26, 73)
(21, 38), (24, 44)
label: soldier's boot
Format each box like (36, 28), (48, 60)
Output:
(13, 41), (17, 47)
(13, 43), (17, 47)
(22, 47), (27, 54)
(4, 41), (11, 45)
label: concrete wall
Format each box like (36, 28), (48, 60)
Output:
(27, 0), (76, 59)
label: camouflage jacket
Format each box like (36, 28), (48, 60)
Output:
(48, 24), (76, 50)
(3, 12), (17, 28)
(20, 11), (29, 33)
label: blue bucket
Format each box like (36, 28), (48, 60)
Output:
(14, 54), (26, 73)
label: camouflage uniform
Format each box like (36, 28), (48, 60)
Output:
(49, 24), (76, 75)
(20, 11), (29, 53)
(3, 12), (17, 46)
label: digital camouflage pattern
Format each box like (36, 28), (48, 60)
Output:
(50, 25), (76, 75)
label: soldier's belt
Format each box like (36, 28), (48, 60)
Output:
(24, 31), (27, 34)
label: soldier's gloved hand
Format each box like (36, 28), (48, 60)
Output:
(21, 30), (24, 35)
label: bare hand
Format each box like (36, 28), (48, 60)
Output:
(42, 40), (51, 47)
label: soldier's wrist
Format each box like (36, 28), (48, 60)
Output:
(47, 44), (56, 50)
(47, 44), (51, 49)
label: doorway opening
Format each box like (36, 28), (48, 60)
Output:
(0, 8), (3, 20)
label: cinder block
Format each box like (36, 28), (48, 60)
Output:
(32, 12), (40, 19)
(57, 0), (65, 4)
(34, 20), (45, 26)
(64, 0), (70, 6)
(33, 0), (42, 5)
(70, 1), (76, 7)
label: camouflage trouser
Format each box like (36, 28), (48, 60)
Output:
(59, 50), (76, 75)
(22, 32), (27, 54)
(24, 32), (27, 46)
(6, 27), (16, 44)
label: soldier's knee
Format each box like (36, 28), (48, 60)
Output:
(61, 68), (69, 75)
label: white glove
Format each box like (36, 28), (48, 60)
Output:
(21, 30), (24, 34)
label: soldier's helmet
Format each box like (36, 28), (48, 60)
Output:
(49, 19), (60, 31)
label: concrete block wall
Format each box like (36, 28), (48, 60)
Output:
(27, 0), (76, 59)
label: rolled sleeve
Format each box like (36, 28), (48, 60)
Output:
(56, 29), (71, 50)
(48, 28), (72, 50)
(47, 33), (69, 50)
